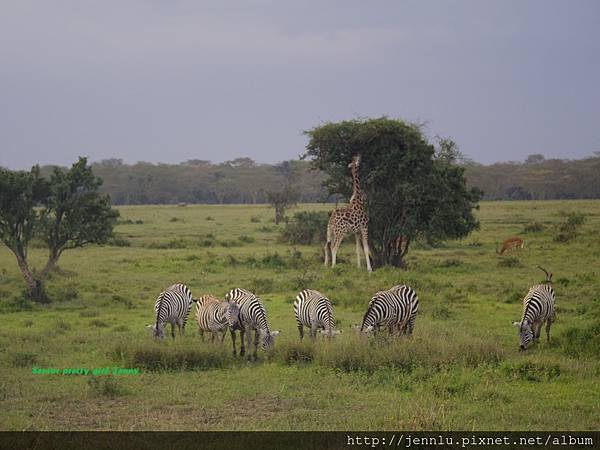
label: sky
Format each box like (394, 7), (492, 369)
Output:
(1, 0), (599, 169)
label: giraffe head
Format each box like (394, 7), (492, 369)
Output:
(348, 154), (361, 168)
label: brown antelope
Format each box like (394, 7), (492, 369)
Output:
(497, 237), (524, 255)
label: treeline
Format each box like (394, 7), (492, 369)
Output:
(35, 154), (600, 204)
(464, 154), (600, 200)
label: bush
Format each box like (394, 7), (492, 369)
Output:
(250, 216), (261, 223)
(554, 212), (586, 242)
(106, 235), (131, 247)
(90, 319), (109, 328)
(10, 351), (38, 368)
(498, 257), (521, 268)
(560, 322), (600, 357)
(147, 238), (188, 249)
(238, 235), (255, 244)
(500, 361), (561, 381)
(250, 277), (275, 294)
(87, 376), (128, 397)
(523, 221), (545, 233)
(113, 343), (230, 371)
(280, 211), (329, 245)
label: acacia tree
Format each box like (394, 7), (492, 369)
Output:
(266, 186), (298, 225)
(0, 158), (118, 302)
(304, 117), (481, 268)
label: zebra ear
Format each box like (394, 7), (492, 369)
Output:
(271, 330), (281, 336)
(512, 321), (520, 328)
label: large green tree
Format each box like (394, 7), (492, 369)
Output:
(304, 117), (481, 268)
(0, 157), (118, 302)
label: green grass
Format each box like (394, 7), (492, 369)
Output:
(0, 201), (599, 430)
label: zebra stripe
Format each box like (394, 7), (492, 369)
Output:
(152, 283), (194, 339)
(293, 289), (338, 339)
(195, 295), (240, 343)
(514, 283), (556, 350)
(361, 284), (419, 335)
(225, 288), (278, 358)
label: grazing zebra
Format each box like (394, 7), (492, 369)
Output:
(225, 288), (280, 359)
(148, 283), (195, 340)
(195, 295), (241, 343)
(512, 266), (556, 351)
(293, 289), (340, 339)
(360, 284), (419, 335)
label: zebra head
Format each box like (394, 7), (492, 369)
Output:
(513, 320), (533, 350)
(226, 301), (241, 328)
(146, 324), (165, 340)
(260, 330), (280, 350)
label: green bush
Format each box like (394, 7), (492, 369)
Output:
(498, 257), (521, 268)
(522, 221), (545, 233)
(87, 376), (128, 397)
(280, 211), (329, 245)
(500, 361), (561, 381)
(106, 235), (131, 247)
(114, 342), (231, 371)
(10, 351), (38, 368)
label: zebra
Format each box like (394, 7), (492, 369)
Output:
(147, 283), (195, 340)
(512, 266), (556, 351)
(360, 284), (419, 336)
(195, 294), (241, 343)
(225, 288), (280, 359)
(293, 289), (340, 339)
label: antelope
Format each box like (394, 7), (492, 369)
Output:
(497, 237), (524, 255)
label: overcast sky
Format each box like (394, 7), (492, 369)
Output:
(1, 1), (599, 169)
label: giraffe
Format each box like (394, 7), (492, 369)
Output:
(324, 154), (372, 272)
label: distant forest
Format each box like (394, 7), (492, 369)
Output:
(35, 154), (600, 204)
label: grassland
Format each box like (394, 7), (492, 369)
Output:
(0, 200), (599, 431)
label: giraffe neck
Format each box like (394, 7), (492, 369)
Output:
(349, 162), (364, 210)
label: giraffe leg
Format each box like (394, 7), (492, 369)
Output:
(324, 241), (331, 267)
(361, 229), (372, 272)
(355, 233), (362, 268)
(331, 239), (341, 268)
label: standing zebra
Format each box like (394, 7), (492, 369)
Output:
(512, 266), (556, 351)
(360, 284), (419, 335)
(148, 283), (195, 340)
(195, 295), (240, 343)
(293, 289), (340, 339)
(225, 288), (279, 359)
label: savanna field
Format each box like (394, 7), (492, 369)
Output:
(0, 201), (599, 431)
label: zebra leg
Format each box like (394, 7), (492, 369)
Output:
(533, 321), (542, 341)
(240, 329), (246, 357)
(219, 330), (226, 344)
(297, 323), (304, 340)
(254, 329), (260, 361)
(199, 329), (205, 341)
(355, 233), (362, 268)
(245, 328), (253, 361)
(230, 329), (237, 356)
(310, 324), (317, 340)
(170, 323), (176, 339)
(546, 318), (553, 342)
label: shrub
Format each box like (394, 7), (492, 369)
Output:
(90, 319), (109, 328)
(10, 351), (38, 368)
(439, 258), (462, 268)
(87, 376), (127, 397)
(147, 238), (188, 249)
(258, 226), (275, 233)
(523, 221), (545, 233)
(106, 235), (131, 247)
(500, 361), (561, 382)
(554, 212), (586, 242)
(560, 322), (600, 357)
(431, 304), (452, 320)
(498, 257), (521, 268)
(113, 343), (230, 371)
(238, 235), (255, 244)
(80, 310), (99, 318)
(250, 216), (261, 223)
(169, 217), (181, 222)
(111, 294), (134, 309)
(250, 277), (275, 294)
(205, 216), (214, 221)
(280, 211), (329, 245)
